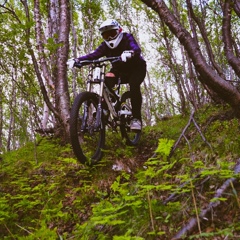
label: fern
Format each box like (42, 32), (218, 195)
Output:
(155, 138), (175, 158)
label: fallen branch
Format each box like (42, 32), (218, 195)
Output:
(172, 159), (240, 240)
(163, 173), (206, 205)
(168, 110), (212, 159)
(150, 111), (195, 159)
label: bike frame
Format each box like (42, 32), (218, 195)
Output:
(76, 57), (132, 131)
(79, 58), (119, 131)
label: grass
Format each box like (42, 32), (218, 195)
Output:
(1, 103), (240, 239)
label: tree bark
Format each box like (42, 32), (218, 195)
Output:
(0, 84), (3, 152)
(22, 0), (59, 120)
(54, 0), (71, 142)
(233, 0), (240, 17)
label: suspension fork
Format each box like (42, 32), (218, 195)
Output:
(94, 64), (106, 130)
(79, 67), (93, 131)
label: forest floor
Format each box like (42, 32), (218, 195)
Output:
(1, 103), (240, 239)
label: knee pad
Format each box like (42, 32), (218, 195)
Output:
(105, 72), (116, 78)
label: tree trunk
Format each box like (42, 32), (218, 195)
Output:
(141, 0), (240, 116)
(54, 0), (71, 142)
(0, 84), (2, 152)
(23, 0), (60, 119)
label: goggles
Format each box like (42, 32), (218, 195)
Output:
(101, 29), (118, 41)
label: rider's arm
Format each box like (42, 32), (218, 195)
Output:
(75, 42), (107, 62)
(125, 33), (142, 57)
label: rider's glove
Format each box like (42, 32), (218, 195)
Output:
(67, 58), (76, 68)
(121, 50), (134, 62)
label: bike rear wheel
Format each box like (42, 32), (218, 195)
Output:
(120, 91), (141, 146)
(70, 92), (105, 165)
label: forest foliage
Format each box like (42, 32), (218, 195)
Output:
(1, 104), (240, 239)
(1, 0), (240, 151)
(0, 0), (240, 238)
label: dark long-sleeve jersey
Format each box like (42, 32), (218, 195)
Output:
(76, 32), (146, 74)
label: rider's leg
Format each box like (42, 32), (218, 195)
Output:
(105, 72), (117, 89)
(127, 61), (147, 130)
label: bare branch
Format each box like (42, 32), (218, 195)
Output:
(168, 110), (212, 159)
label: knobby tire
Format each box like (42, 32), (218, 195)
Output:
(120, 91), (141, 146)
(70, 92), (105, 165)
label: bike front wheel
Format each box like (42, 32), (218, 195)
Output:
(70, 92), (105, 165)
(120, 91), (141, 146)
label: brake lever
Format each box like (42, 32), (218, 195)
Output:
(74, 62), (82, 68)
(111, 57), (122, 63)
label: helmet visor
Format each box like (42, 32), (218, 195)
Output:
(102, 29), (118, 41)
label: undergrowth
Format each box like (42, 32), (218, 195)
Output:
(0, 104), (240, 239)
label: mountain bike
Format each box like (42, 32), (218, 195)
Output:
(69, 56), (141, 165)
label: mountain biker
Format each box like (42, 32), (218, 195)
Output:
(70, 19), (146, 131)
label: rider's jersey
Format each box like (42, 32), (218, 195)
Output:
(76, 32), (146, 74)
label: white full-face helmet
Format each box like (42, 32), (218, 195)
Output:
(99, 19), (123, 49)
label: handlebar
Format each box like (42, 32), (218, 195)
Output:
(74, 56), (121, 68)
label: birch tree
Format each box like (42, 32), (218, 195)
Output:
(30, 0), (71, 142)
(0, 0), (71, 149)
